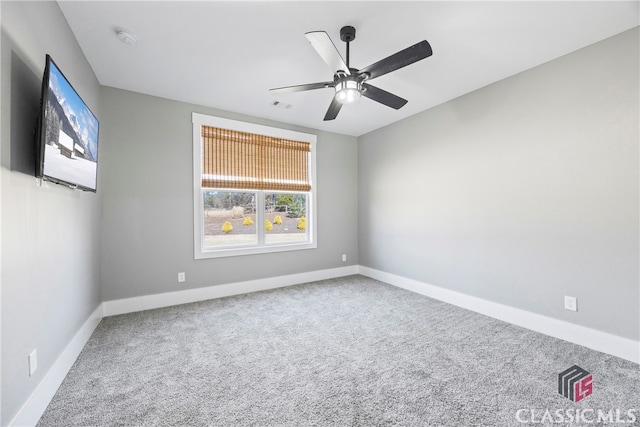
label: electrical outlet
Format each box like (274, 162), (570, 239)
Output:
(178, 272), (186, 283)
(342, 254), (347, 262)
(28, 349), (37, 376)
(564, 296), (577, 311)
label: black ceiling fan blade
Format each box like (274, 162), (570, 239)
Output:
(362, 83), (408, 110)
(360, 40), (432, 81)
(323, 95), (343, 121)
(270, 81), (334, 94)
(305, 31), (350, 75)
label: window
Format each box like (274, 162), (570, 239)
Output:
(193, 113), (316, 259)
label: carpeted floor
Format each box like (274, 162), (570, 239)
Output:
(37, 275), (639, 426)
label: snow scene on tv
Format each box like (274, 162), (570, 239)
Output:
(43, 62), (99, 190)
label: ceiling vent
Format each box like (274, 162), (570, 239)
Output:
(271, 100), (293, 109)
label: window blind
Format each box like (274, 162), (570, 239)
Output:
(201, 126), (311, 192)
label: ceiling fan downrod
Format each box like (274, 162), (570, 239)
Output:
(340, 26), (356, 70)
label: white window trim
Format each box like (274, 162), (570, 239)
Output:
(192, 113), (317, 259)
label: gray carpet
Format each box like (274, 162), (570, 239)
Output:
(37, 275), (639, 426)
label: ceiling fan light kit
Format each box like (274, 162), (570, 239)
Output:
(270, 25), (432, 121)
(335, 78), (362, 104)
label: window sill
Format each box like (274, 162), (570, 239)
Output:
(195, 241), (317, 259)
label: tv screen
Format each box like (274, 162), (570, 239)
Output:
(36, 55), (99, 192)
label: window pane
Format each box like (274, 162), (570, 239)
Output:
(264, 193), (308, 244)
(203, 191), (257, 248)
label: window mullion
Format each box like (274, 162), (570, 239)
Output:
(256, 191), (265, 244)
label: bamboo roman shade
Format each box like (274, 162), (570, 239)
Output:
(201, 126), (311, 192)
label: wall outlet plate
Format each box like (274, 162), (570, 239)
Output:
(564, 296), (577, 311)
(178, 272), (186, 283)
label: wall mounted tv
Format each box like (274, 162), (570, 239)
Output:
(35, 54), (99, 192)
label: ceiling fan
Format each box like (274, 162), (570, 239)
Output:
(270, 26), (432, 121)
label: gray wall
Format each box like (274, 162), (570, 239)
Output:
(1, 2), (102, 425)
(358, 27), (639, 340)
(99, 87), (358, 301)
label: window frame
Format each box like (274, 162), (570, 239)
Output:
(192, 113), (317, 259)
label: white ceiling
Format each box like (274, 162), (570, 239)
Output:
(57, 1), (639, 137)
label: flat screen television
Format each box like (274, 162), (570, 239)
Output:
(35, 54), (99, 192)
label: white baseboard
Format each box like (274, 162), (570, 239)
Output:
(358, 266), (639, 364)
(103, 265), (359, 317)
(9, 303), (104, 427)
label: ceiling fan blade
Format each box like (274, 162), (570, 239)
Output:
(360, 40), (432, 81)
(362, 83), (408, 110)
(305, 31), (350, 75)
(270, 81), (334, 94)
(323, 95), (343, 121)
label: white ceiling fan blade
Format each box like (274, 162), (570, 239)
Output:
(305, 31), (350, 75)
